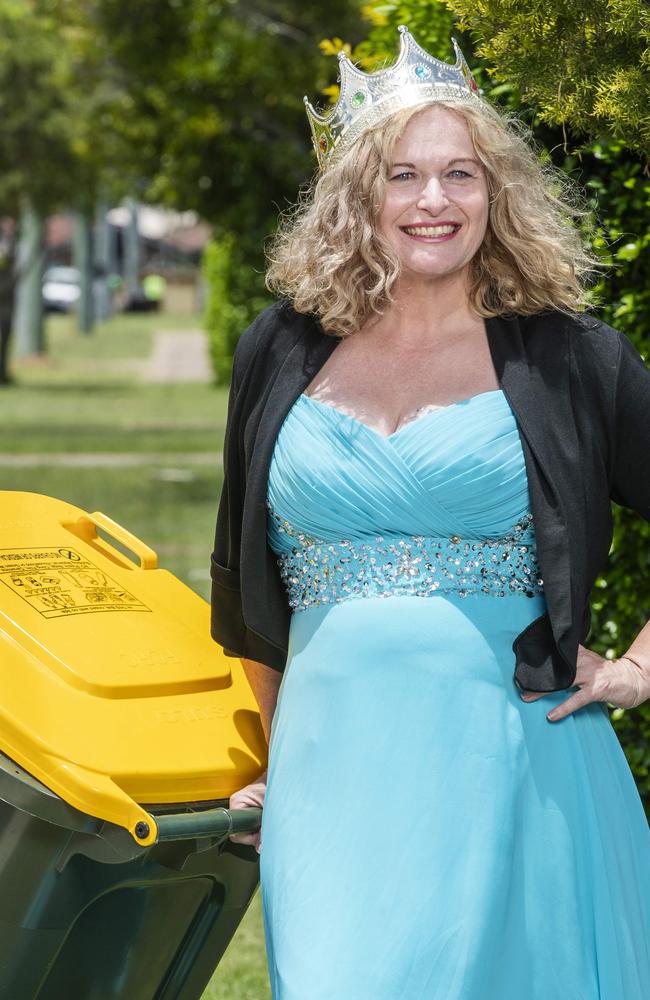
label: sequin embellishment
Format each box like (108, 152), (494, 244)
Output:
(267, 501), (545, 611)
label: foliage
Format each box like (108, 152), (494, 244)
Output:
(203, 234), (270, 386)
(321, 0), (458, 86)
(578, 139), (650, 800)
(331, 0), (650, 808)
(445, 0), (650, 159)
(0, 0), (166, 216)
(92, 1), (363, 229)
(0, 1), (82, 215)
(0, 0), (363, 220)
(183, 2), (363, 385)
(0, 2), (363, 377)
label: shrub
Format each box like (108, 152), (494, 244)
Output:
(202, 233), (270, 386)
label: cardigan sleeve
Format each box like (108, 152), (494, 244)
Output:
(209, 346), (247, 658)
(209, 310), (288, 668)
(610, 331), (650, 521)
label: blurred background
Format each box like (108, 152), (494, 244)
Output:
(1, 2), (649, 997)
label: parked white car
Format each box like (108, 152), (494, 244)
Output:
(42, 266), (81, 312)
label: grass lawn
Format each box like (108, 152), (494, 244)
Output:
(1, 310), (271, 1000)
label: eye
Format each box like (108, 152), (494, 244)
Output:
(389, 171), (416, 181)
(448, 169), (473, 179)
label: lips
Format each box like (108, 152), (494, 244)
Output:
(401, 223), (461, 237)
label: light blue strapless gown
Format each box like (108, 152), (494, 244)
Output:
(259, 389), (650, 1000)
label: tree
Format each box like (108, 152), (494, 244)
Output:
(89, 0), (364, 233)
(0, 0), (84, 376)
(447, 0), (650, 158)
(0, 0), (164, 374)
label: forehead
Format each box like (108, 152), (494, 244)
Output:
(390, 105), (476, 163)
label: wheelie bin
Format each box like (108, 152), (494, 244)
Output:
(0, 491), (266, 1000)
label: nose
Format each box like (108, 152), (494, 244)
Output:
(416, 175), (450, 214)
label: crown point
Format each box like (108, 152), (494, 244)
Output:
(304, 25), (483, 171)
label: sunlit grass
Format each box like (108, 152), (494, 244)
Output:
(202, 891), (271, 1000)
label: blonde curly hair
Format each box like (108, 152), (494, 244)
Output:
(265, 100), (599, 338)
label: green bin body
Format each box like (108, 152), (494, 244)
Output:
(0, 752), (261, 999)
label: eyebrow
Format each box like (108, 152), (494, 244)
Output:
(391, 157), (481, 169)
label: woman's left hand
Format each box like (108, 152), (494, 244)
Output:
(519, 644), (649, 721)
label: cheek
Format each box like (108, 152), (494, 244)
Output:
(378, 189), (411, 228)
(473, 207), (490, 243)
(465, 192), (489, 241)
(376, 200), (390, 235)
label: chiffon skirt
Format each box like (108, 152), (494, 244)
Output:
(260, 591), (650, 999)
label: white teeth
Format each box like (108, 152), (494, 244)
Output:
(403, 225), (458, 236)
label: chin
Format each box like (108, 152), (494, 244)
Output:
(400, 260), (469, 281)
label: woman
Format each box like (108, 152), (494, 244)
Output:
(213, 27), (650, 999)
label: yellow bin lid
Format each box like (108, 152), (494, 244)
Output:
(0, 492), (266, 845)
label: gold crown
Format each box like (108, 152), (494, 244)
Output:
(304, 26), (481, 171)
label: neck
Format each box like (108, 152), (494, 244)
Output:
(367, 269), (479, 346)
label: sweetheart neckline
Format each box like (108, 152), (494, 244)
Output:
(299, 388), (506, 440)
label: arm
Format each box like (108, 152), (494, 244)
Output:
(241, 657), (283, 749)
(228, 659), (282, 849)
(609, 330), (650, 701)
(525, 330), (650, 717)
(618, 619), (650, 704)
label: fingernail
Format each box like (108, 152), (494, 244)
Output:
(547, 711), (557, 721)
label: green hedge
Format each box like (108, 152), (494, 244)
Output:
(202, 233), (270, 387)
(577, 138), (650, 806)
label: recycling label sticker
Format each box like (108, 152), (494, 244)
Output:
(0, 547), (151, 619)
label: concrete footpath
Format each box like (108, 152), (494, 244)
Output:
(140, 330), (213, 383)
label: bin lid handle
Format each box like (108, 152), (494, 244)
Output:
(78, 512), (158, 570)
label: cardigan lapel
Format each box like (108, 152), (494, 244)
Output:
(241, 318), (341, 649)
(485, 314), (576, 675)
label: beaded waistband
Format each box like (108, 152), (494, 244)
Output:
(267, 504), (544, 611)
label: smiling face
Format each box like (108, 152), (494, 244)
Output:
(377, 104), (490, 289)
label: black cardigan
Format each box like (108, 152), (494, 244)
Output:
(210, 300), (650, 693)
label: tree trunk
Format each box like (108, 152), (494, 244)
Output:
(94, 201), (116, 322)
(0, 219), (17, 385)
(123, 197), (141, 305)
(73, 210), (94, 333)
(14, 198), (45, 358)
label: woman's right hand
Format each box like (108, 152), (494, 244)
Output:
(229, 769), (267, 854)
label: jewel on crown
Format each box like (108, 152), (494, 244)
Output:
(304, 25), (481, 171)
